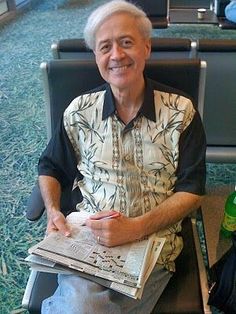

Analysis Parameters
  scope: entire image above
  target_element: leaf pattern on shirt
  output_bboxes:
[161,93,185,112]
[160,144,178,165]
[77,93,101,111]
[149,93,187,145]
[81,144,110,181]
[70,113,104,143]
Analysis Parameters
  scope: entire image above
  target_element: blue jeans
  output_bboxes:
[41,264,172,314]
[225,1,236,23]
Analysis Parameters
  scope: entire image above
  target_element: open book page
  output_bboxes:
[28,211,165,298]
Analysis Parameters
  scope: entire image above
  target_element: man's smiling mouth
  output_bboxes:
[109,64,132,73]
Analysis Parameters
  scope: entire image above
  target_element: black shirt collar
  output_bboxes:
[102,78,156,122]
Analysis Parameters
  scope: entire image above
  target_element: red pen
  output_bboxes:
[82,211,121,225]
[92,212,121,221]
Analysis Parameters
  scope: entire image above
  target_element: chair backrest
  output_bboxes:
[170,0,213,9]
[51,37,195,60]
[196,39,236,163]
[51,39,94,60]
[125,0,170,28]
[150,37,194,59]
[40,58,206,141]
[131,0,169,17]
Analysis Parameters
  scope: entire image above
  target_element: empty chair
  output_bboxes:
[127,0,169,28]
[170,0,213,9]
[196,39,236,162]
[22,58,210,314]
[51,38,94,60]
[150,37,195,59]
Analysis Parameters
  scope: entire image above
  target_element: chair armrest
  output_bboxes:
[26,184,45,221]
[26,182,78,221]
[22,270,58,312]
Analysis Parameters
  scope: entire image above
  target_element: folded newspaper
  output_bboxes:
[27,211,165,299]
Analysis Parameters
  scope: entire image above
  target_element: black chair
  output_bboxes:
[51,38,94,60]
[150,37,196,59]
[127,0,169,28]
[170,0,213,9]
[25,58,206,221]
[51,37,195,60]
[22,59,210,314]
[196,39,236,163]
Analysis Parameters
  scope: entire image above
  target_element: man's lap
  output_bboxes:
[41,264,172,314]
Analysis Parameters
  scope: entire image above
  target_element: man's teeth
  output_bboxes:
[111,65,128,71]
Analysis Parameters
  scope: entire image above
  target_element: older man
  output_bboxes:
[40,1,206,313]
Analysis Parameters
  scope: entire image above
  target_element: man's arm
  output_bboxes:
[86,191,202,247]
[38,118,78,236]
[39,175,71,236]
[138,191,202,237]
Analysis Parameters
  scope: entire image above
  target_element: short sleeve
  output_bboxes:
[38,118,79,188]
[174,110,206,195]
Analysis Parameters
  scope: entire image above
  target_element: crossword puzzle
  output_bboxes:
[87,248,126,272]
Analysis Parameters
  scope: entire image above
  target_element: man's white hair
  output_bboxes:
[83,0,152,50]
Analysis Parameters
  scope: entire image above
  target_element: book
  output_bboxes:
[27,211,165,299]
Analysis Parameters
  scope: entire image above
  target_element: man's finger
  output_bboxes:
[51,213,71,237]
[56,220,71,237]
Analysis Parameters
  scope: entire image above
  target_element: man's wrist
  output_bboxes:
[133,214,150,240]
[47,206,61,217]
[134,210,158,239]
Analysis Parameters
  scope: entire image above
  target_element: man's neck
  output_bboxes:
[111,80,145,124]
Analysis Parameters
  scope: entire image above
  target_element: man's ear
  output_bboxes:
[93,50,98,62]
[145,39,151,60]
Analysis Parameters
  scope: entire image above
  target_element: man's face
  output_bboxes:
[94,13,151,92]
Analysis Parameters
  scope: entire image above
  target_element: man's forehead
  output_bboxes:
[96,26,142,44]
[97,33,135,43]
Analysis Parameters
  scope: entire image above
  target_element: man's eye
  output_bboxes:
[121,39,133,47]
[100,45,110,53]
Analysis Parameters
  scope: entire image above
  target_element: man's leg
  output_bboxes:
[41,264,172,314]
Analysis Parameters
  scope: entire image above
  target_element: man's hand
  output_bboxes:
[46,209,71,237]
[85,211,142,247]
[38,176,71,237]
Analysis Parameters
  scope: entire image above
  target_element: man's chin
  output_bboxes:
[109,80,130,91]
[108,75,134,89]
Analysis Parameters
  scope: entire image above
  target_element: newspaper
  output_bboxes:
[27,211,165,299]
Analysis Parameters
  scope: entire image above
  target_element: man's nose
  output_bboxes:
[111,43,125,59]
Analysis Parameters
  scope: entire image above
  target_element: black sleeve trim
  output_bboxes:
[38,118,79,188]
[174,111,206,195]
